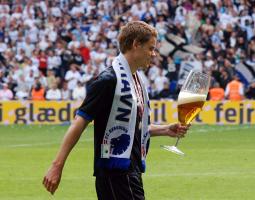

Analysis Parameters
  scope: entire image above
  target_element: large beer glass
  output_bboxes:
[161,70,210,155]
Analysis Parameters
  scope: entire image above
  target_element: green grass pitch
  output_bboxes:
[0,124,255,200]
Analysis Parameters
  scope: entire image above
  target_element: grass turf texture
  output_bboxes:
[0,124,255,200]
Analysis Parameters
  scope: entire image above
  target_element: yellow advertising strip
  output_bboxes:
[0,101,81,125]
[0,100,255,125]
[150,100,255,125]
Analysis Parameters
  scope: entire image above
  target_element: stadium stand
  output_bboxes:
[0,0,255,101]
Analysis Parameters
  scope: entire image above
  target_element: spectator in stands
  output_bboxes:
[245,81,255,99]
[37,71,48,89]
[80,62,95,86]
[59,50,73,79]
[72,48,84,66]
[209,82,225,101]
[79,42,91,64]
[0,83,13,100]
[61,81,71,100]
[72,81,86,101]
[225,76,244,101]
[25,70,36,91]
[15,74,30,100]
[156,79,171,99]
[219,69,231,89]
[90,44,107,73]
[46,83,61,101]
[37,50,48,76]
[46,69,58,90]
[154,68,169,96]
[23,57,39,78]
[65,64,81,91]
[47,50,61,75]
[31,81,45,101]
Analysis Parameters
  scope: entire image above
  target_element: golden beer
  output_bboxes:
[177,91,207,125]
[161,70,210,155]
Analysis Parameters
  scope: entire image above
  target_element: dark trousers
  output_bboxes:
[96,173,145,200]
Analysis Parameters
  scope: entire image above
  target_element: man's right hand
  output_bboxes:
[42,162,63,195]
[42,116,89,195]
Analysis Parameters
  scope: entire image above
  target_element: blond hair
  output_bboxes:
[118,21,158,53]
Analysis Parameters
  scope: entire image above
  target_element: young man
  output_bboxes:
[43,21,189,200]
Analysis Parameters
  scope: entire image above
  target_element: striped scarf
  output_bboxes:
[98,53,150,172]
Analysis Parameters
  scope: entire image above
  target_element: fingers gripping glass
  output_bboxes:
[161,70,210,155]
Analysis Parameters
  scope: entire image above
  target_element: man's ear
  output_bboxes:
[133,39,141,50]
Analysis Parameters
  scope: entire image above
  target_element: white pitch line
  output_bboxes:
[0,177,90,181]
[1,171,254,181]
[3,197,95,200]
[1,138,93,148]
[189,125,254,133]
[144,171,255,177]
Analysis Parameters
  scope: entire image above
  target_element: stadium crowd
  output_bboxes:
[0,0,255,101]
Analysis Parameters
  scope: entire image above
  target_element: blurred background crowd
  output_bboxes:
[0,0,255,101]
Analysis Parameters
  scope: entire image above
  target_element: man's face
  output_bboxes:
[135,37,157,70]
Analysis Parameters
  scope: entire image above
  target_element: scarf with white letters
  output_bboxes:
[97,53,150,172]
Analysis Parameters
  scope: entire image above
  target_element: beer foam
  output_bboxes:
[177,91,207,105]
